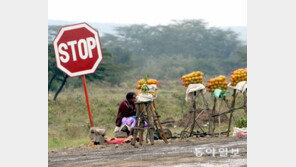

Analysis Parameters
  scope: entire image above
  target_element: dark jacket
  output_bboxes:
[115,100,136,127]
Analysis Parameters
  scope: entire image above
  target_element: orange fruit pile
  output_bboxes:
[206,75,228,92]
[181,71,204,87]
[136,78,159,89]
[229,68,247,86]
[136,78,159,97]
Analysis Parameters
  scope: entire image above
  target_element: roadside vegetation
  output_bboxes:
[48,80,246,149]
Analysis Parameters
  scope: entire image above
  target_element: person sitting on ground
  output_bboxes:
[115,92,136,136]
[114,92,147,137]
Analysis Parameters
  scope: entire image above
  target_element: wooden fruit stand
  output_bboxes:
[180,70,247,138]
[211,89,247,137]
[131,100,168,146]
[180,90,210,138]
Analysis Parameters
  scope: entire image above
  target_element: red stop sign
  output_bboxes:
[53,23,103,77]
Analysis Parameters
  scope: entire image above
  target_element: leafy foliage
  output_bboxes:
[236,118,247,128]
[101,20,247,78]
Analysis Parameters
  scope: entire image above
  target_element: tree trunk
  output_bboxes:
[53,75,68,100]
[48,73,57,91]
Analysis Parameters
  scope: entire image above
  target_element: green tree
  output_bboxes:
[48,44,127,100]
[101,19,247,77]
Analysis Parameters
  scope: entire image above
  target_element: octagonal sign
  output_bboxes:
[53,23,103,77]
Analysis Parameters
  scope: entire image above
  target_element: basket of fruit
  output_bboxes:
[181,71,204,87]
[135,75,159,99]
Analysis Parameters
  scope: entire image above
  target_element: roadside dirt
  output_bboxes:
[48,136,247,167]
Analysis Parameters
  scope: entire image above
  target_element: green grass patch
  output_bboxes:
[48,138,90,150]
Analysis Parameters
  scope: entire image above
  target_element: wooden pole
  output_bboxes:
[227,89,237,137]
[212,105,244,117]
[222,96,237,123]
[131,103,142,146]
[152,101,168,143]
[81,75,93,127]
[200,91,211,135]
[150,104,158,143]
[189,92,196,136]
[194,110,206,133]
[244,90,247,115]
[147,103,155,145]
[212,98,217,137]
[131,104,138,146]
[217,99,223,137]
[139,104,145,146]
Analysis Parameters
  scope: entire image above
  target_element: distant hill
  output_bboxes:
[48,20,247,42]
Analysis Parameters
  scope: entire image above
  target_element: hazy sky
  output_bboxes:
[48,0,247,27]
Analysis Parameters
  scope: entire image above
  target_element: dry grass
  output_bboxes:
[48,80,246,149]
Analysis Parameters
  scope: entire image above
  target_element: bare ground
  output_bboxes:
[48,136,247,167]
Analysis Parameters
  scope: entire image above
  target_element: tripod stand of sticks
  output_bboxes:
[131,100,168,146]
[181,89,247,138]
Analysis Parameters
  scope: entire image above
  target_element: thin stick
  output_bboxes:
[227,89,237,137]
[152,101,168,143]
[131,103,140,146]
[217,98,223,137]
[200,92,211,135]
[147,103,154,145]
[223,96,237,123]
[139,104,145,146]
[212,105,244,117]
[244,90,247,115]
[189,93,197,136]
[212,98,217,137]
